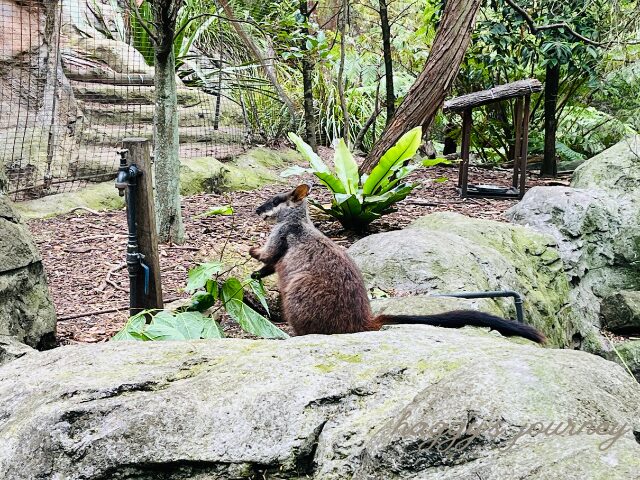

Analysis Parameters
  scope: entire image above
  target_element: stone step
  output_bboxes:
[77,124,245,146]
[77,100,219,128]
[70,81,206,106]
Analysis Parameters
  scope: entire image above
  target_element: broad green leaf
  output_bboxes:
[280,165,312,178]
[288,132,331,173]
[186,262,224,293]
[378,164,421,194]
[314,171,346,194]
[202,318,225,339]
[221,278,244,304]
[206,279,219,300]
[188,291,216,312]
[422,157,451,167]
[335,193,363,217]
[248,278,270,316]
[333,139,359,194]
[225,299,289,339]
[145,311,206,341]
[367,185,417,213]
[197,205,234,217]
[112,311,148,341]
[363,126,422,195]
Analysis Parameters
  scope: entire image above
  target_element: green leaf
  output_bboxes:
[202,318,225,339]
[248,278,270,316]
[363,127,422,195]
[186,262,224,293]
[188,292,216,312]
[288,132,345,193]
[206,279,219,300]
[225,299,289,339]
[197,205,234,217]
[314,171,346,194]
[366,184,417,214]
[335,193,363,217]
[145,311,206,341]
[333,138,359,194]
[112,311,148,341]
[222,277,244,304]
[422,157,451,167]
[288,132,330,173]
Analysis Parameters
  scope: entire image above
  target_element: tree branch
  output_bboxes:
[503,0,601,47]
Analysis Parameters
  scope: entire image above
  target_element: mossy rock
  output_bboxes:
[349,212,578,347]
[16,147,301,219]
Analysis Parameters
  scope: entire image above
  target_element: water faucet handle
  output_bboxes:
[117,149,129,166]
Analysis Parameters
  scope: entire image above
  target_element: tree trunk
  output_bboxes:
[542,63,560,177]
[300,0,318,151]
[379,0,395,124]
[361,0,482,172]
[152,1,185,244]
[337,0,350,145]
[217,0,297,122]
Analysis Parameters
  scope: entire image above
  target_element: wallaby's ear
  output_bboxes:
[291,183,311,202]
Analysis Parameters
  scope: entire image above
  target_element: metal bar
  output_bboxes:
[431,290,525,323]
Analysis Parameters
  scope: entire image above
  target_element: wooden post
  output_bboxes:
[123,138,163,314]
[519,95,531,198]
[512,97,523,189]
[459,108,473,197]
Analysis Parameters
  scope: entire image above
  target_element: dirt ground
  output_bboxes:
[26,153,569,345]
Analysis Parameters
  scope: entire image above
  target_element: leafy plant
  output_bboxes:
[284,126,448,232]
[113,262,288,341]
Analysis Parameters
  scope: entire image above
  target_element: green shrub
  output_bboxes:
[284,127,447,232]
[113,262,288,341]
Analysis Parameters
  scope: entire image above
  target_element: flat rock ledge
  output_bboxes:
[0,326,639,479]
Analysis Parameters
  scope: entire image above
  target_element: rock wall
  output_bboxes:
[0,194,56,348]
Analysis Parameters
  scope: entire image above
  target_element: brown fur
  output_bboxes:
[250,185,546,343]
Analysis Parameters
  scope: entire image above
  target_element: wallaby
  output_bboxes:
[249,184,546,343]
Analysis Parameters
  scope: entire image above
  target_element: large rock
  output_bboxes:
[348,212,578,348]
[600,291,640,333]
[0,195,56,348]
[0,335,36,367]
[507,138,640,346]
[0,329,638,479]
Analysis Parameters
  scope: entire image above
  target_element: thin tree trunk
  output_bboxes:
[542,63,560,177]
[217,0,297,122]
[337,0,350,146]
[152,1,185,245]
[362,0,482,173]
[379,0,395,124]
[300,0,318,152]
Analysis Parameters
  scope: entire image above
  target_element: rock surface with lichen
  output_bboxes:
[0,328,638,479]
[0,195,56,348]
[507,137,640,357]
[349,212,578,348]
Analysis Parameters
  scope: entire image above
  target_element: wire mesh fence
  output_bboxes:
[1,0,290,201]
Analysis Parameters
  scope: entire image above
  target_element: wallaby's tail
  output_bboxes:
[375,310,546,344]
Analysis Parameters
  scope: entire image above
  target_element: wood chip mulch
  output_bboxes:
[26,156,569,345]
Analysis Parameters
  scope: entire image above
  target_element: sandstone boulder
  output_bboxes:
[0,329,638,479]
[348,212,578,348]
[600,291,640,334]
[0,195,56,348]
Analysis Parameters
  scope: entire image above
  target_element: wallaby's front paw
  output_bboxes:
[249,246,262,260]
[250,270,262,280]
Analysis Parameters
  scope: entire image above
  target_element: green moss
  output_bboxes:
[17,147,302,219]
[314,363,337,373]
[333,352,362,363]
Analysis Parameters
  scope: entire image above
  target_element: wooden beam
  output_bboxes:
[444,79,542,113]
[123,138,163,314]
[459,109,473,197]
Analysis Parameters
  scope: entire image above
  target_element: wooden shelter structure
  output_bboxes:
[443,79,543,199]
